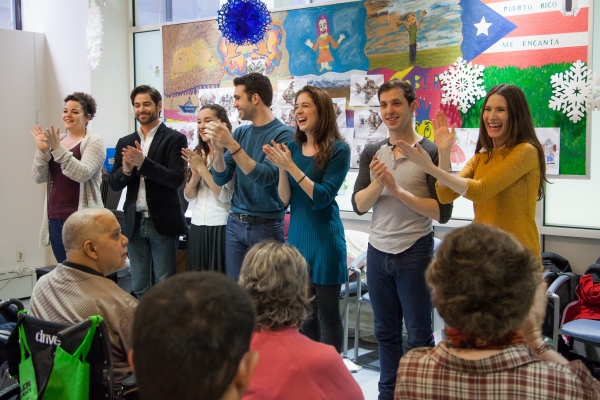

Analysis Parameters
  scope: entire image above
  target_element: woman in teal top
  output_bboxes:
[264,85,350,352]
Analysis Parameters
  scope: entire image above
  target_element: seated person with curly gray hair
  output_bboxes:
[395,223,600,400]
[130,272,259,400]
[239,241,364,400]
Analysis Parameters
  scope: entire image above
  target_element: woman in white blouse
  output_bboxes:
[182,104,234,273]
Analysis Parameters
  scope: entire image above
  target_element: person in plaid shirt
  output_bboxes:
[395,223,600,400]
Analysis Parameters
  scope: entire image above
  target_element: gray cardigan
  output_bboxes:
[32,133,105,246]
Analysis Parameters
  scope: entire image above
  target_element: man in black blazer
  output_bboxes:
[109,85,187,297]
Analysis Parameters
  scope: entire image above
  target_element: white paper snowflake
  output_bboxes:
[548,61,593,123]
[439,57,486,114]
[86,1,104,70]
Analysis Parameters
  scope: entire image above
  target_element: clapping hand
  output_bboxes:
[432,110,456,153]
[182,148,208,177]
[122,141,145,169]
[42,125,61,151]
[30,125,49,153]
[395,140,435,171]
[263,140,294,171]
[370,156,395,188]
[204,121,233,153]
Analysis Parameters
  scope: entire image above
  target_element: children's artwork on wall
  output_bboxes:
[536,127,561,176]
[197,88,218,108]
[276,79,308,107]
[352,138,367,169]
[332,98,347,128]
[350,74,383,106]
[452,128,479,172]
[285,3,369,76]
[340,128,354,145]
[216,87,239,126]
[162,0,592,175]
[165,122,198,149]
[277,107,297,130]
[246,57,268,75]
[354,107,386,139]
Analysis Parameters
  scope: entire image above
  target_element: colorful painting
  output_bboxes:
[162,0,591,175]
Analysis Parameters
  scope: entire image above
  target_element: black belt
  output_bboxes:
[233,213,279,225]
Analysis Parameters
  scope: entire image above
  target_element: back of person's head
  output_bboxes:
[427,223,540,342]
[130,85,162,106]
[239,241,312,330]
[131,272,257,400]
[233,73,274,107]
[377,79,416,104]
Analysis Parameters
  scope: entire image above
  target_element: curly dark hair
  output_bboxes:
[426,223,541,342]
[239,241,313,331]
[63,92,97,125]
[233,73,274,107]
[294,86,343,171]
[377,79,416,105]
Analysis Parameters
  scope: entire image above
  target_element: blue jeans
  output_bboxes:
[128,214,179,298]
[367,233,435,400]
[225,212,284,281]
[49,218,67,263]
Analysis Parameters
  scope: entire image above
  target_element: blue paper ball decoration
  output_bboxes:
[217,0,272,46]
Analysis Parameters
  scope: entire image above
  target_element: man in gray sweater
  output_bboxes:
[352,80,452,400]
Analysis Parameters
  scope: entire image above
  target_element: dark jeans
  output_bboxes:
[49,218,67,263]
[225,212,284,281]
[409,44,417,63]
[367,233,435,400]
[127,214,178,298]
[302,283,344,353]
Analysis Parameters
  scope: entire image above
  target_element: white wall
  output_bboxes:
[22,0,130,148]
[0,0,131,274]
[0,30,50,271]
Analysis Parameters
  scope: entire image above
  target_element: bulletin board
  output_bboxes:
[162,0,594,176]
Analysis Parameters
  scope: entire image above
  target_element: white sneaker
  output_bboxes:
[342,356,362,372]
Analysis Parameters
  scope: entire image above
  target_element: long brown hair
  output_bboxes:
[294,86,343,170]
[476,84,547,200]
[194,104,233,156]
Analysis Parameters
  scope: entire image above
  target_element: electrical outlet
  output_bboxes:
[17,249,24,262]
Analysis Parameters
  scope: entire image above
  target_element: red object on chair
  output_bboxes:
[283,213,291,242]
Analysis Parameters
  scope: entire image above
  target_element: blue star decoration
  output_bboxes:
[461,0,516,61]
[218,0,272,46]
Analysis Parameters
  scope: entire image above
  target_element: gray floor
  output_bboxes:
[348,340,381,400]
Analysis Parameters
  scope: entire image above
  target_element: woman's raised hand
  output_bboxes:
[42,125,62,151]
[263,140,294,171]
[432,110,456,152]
[30,125,49,153]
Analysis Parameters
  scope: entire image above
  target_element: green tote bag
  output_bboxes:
[19,315,103,400]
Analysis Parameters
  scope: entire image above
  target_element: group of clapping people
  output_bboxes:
[29,72,600,399]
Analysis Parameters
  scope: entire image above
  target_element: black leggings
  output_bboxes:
[302,283,343,353]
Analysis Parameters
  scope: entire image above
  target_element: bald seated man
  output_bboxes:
[30,208,138,385]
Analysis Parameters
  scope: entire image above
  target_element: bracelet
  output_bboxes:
[297,174,307,184]
[230,146,242,156]
[122,166,132,176]
[534,337,552,355]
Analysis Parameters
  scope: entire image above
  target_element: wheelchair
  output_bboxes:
[0,299,137,400]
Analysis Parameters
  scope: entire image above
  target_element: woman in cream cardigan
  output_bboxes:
[31,92,105,262]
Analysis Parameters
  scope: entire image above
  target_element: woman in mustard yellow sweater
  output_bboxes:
[397,84,546,256]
